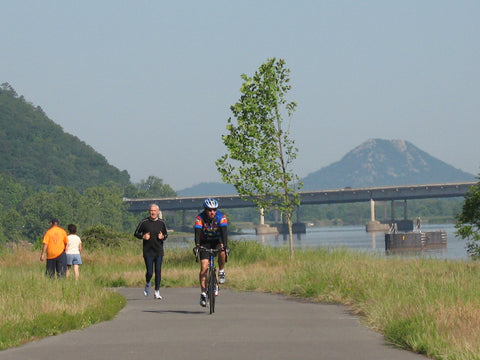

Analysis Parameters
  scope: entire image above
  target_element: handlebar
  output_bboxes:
[193,246,218,260]
[197,246,220,254]
[193,246,228,262]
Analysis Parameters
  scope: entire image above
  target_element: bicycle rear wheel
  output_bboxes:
[208,267,216,314]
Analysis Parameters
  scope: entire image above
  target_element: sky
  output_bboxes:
[2,1,479,190]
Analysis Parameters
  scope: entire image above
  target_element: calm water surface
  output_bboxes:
[169,223,469,260]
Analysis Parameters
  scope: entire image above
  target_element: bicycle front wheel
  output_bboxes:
[208,267,216,314]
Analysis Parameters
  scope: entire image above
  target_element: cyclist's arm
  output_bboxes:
[220,226,227,248]
[194,227,202,247]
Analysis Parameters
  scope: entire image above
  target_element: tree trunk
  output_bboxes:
[287,213,294,260]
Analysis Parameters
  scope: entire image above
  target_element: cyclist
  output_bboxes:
[194,198,228,307]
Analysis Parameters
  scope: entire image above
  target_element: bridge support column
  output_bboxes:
[391,200,395,222]
[390,200,413,231]
[255,207,278,235]
[370,199,375,221]
[366,199,389,233]
[390,200,408,220]
[168,211,176,227]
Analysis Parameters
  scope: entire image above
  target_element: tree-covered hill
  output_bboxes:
[0,83,130,191]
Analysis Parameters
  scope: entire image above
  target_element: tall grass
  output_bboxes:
[0,244,126,350]
[2,240,480,359]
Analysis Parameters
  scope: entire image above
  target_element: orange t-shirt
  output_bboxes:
[42,226,68,259]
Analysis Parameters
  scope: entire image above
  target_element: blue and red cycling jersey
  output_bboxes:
[194,210,227,243]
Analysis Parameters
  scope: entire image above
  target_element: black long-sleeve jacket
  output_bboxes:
[134,217,168,257]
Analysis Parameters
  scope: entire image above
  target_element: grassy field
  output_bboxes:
[1,239,480,359]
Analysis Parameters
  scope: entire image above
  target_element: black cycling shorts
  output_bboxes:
[199,242,223,261]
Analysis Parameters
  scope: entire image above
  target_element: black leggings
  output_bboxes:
[144,255,163,290]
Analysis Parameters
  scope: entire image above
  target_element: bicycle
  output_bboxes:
[195,246,219,314]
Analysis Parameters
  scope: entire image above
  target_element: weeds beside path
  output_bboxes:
[1,240,480,360]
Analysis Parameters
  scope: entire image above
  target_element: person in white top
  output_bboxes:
[66,224,82,281]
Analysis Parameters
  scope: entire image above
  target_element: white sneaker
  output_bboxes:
[200,293,207,307]
[154,290,162,300]
[218,271,226,284]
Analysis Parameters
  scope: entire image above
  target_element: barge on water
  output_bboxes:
[385,218,447,251]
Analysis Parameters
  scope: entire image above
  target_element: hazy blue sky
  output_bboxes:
[2,1,479,190]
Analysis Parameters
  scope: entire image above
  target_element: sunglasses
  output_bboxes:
[206,209,217,212]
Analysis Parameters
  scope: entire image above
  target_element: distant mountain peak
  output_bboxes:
[354,138,407,153]
[176,138,476,196]
[302,138,475,191]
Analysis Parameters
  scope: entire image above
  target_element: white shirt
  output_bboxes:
[66,234,82,254]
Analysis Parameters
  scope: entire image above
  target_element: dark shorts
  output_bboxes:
[199,242,224,261]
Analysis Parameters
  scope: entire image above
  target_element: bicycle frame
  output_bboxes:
[207,252,217,314]
[196,246,219,314]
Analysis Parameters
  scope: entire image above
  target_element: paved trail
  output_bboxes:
[1,287,427,360]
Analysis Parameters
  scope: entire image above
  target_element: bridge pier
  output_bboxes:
[366,199,389,232]
[391,200,408,222]
[366,199,416,232]
[255,207,279,235]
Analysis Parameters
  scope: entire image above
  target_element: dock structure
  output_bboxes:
[384,217,448,251]
[385,231,447,251]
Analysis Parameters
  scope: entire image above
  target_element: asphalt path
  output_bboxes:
[1,287,427,360]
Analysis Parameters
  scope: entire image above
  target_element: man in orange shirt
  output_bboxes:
[40,218,68,277]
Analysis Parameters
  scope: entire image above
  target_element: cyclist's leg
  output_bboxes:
[218,250,226,271]
[199,250,209,307]
[199,258,209,292]
[214,240,226,271]
[199,243,212,292]
[217,241,226,284]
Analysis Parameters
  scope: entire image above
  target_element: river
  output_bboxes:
[169,223,470,260]
[235,223,471,260]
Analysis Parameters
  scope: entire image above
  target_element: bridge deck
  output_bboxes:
[124,182,476,212]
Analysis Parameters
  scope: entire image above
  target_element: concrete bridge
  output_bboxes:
[124,181,476,232]
[124,181,476,211]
